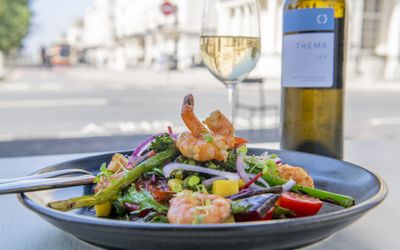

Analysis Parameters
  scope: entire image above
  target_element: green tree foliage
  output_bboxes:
[0,0,31,54]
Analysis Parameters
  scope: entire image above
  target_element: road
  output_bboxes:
[0,66,399,142]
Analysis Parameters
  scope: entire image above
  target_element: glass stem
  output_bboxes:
[227,84,237,125]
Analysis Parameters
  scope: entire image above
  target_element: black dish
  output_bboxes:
[19,148,387,250]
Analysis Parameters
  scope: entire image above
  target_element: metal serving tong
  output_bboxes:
[0,169,95,195]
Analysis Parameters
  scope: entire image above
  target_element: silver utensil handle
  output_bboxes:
[0,169,93,184]
[0,175,95,195]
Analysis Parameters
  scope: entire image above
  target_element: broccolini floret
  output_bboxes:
[148,134,175,153]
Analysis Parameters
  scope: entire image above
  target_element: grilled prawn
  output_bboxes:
[167,190,231,224]
[176,94,244,162]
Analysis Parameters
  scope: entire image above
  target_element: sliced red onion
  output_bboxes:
[163,163,239,180]
[248,173,270,188]
[131,133,164,157]
[133,131,182,157]
[282,179,296,192]
[236,154,251,183]
[202,177,226,187]
[236,154,264,190]
[131,132,179,157]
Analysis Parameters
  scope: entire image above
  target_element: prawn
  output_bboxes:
[176,94,237,162]
[277,164,315,188]
[167,190,231,224]
[94,153,129,193]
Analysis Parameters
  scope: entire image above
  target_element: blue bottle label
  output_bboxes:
[282,8,335,88]
[283,8,335,33]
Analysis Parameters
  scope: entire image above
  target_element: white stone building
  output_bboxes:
[64,0,400,80]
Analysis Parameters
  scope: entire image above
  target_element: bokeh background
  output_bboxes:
[0,0,399,157]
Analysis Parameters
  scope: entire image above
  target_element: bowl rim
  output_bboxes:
[18,148,388,231]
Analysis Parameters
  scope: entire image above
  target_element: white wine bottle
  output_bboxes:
[281,0,347,159]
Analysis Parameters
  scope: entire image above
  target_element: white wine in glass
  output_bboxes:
[200,0,261,123]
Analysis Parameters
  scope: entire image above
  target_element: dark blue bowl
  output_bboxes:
[19,148,387,250]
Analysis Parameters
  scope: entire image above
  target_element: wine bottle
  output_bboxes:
[281,0,347,159]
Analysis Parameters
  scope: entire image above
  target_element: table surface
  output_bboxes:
[0,140,397,250]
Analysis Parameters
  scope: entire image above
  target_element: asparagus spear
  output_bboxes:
[262,173,355,208]
[273,206,296,219]
[48,148,179,211]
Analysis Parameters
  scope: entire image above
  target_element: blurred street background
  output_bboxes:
[0,0,399,157]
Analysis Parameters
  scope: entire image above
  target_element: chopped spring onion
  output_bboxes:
[188,176,201,187]
[203,134,213,143]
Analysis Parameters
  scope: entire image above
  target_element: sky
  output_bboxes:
[23,0,94,56]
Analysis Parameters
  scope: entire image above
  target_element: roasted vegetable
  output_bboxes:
[106,153,129,173]
[273,206,296,219]
[95,201,112,217]
[223,215,236,223]
[113,186,168,215]
[277,192,323,217]
[231,193,280,218]
[262,172,355,208]
[48,148,179,211]
[212,180,239,197]
[228,186,283,200]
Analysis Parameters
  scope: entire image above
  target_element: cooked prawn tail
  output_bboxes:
[234,137,248,147]
[181,94,209,137]
[182,94,194,112]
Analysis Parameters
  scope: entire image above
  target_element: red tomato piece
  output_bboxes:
[277,192,323,217]
[151,190,175,202]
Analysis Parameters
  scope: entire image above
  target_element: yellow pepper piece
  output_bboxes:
[224,214,236,223]
[212,180,239,197]
[168,178,183,192]
[95,201,112,217]
[238,179,246,188]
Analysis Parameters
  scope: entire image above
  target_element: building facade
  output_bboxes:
[64,0,400,80]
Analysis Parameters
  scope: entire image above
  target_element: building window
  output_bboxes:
[259,0,268,10]
[361,0,383,50]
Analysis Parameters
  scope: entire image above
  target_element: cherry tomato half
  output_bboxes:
[277,192,323,217]
[151,190,175,202]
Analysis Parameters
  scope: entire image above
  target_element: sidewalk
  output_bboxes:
[0,129,279,158]
[65,66,400,92]
[2,66,399,92]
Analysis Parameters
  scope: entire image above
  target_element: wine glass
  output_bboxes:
[200,0,261,123]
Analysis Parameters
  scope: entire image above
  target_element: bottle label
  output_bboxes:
[282,8,335,88]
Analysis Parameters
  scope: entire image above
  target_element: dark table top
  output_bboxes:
[0,140,397,249]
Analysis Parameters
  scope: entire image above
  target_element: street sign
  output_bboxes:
[161,1,176,15]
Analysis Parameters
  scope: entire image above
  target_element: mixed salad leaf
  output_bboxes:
[48,95,355,224]
[113,185,168,216]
